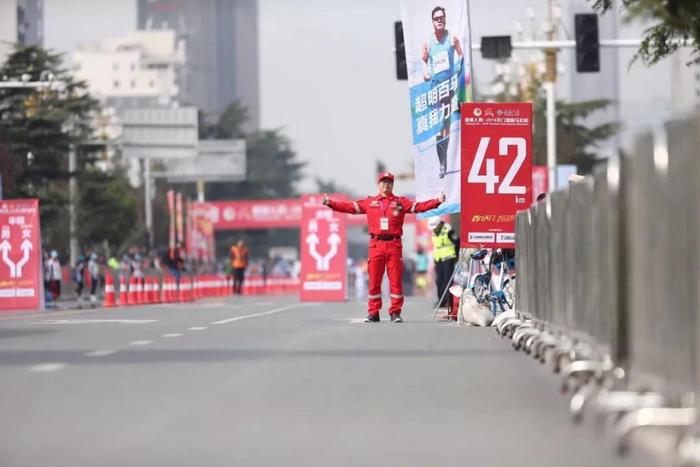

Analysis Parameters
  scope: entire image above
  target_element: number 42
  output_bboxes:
[467,137,526,194]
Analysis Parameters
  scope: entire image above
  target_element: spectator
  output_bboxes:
[46,250,62,305]
[88,252,100,308]
[73,255,86,308]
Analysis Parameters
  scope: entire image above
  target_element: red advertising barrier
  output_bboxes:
[299,194,347,302]
[460,102,533,248]
[0,199,43,311]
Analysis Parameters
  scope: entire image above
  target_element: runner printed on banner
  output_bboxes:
[400,0,473,218]
[0,199,43,311]
[461,102,533,248]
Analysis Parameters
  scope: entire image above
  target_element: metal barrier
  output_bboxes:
[500,113,700,463]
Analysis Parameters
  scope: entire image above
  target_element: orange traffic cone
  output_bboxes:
[103,273,117,308]
[135,278,144,304]
[127,276,137,305]
[118,275,128,307]
[152,277,161,304]
[142,277,152,304]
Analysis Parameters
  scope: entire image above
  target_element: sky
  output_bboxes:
[43,0,695,197]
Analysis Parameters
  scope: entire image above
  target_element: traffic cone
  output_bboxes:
[118,275,128,307]
[135,278,144,304]
[162,277,171,303]
[143,277,153,304]
[103,273,117,308]
[127,276,137,305]
[152,277,161,304]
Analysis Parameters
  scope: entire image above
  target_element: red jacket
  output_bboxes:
[327,194,441,236]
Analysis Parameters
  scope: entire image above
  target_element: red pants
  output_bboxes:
[367,238,403,316]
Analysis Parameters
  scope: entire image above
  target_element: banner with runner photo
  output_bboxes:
[400,0,473,218]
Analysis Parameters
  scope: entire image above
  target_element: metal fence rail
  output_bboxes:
[495,113,700,464]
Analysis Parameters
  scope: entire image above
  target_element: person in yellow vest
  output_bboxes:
[230,239,249,295]
[428,217,458,307]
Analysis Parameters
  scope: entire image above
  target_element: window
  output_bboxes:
[131,80,136,89]
[113,80,120,89]
[149,80,155,88]
[130,63,136,71]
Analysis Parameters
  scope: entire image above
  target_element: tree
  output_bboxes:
[0,45,98,252]
[590,0,700,65]
[78,163,138,252]
[0,45,140,254]
[198,102,307,259]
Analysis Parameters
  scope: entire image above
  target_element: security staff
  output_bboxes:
[230,239,249,295]
[323,172,445,322]
[428,217,458,308]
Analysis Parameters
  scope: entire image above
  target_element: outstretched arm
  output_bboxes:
[403,192,446,213]
[322,194,366,215]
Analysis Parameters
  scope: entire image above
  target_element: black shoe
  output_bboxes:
[363,314,380,323]
[390,313,403,323]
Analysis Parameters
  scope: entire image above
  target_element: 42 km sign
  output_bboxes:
[460,102,532,248]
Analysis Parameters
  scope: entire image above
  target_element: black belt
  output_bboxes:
[370,234,401,241]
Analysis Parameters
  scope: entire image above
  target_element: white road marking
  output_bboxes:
[85,350,117,357]
[349,318,367,324]
[29,363,67,373]
[36,319,158,325]
[211,303,314,325]
[162,333,183,338]
[128,340,154,346]
[188,326,207,331]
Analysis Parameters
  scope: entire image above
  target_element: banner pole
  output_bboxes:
[465,0,475,99]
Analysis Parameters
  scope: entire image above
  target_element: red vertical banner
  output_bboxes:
[0,199,43,311]
[460,102,532,248]
[175,192,184,249]
[532,165,548,203]
[300,194,347,302]
[185,198,193,258]
[167,190,175,254]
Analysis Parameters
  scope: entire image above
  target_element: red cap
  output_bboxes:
[377,172,395,183]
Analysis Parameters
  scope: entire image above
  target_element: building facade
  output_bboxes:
[137,0,259,131]
[72,30,183,108]
[0,0,43,63]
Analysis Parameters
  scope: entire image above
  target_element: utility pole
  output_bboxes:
[69,144,78,267]
[144,158,153,249]
[544,0,558,191]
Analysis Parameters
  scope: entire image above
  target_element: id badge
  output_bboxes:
[380,217,389,231]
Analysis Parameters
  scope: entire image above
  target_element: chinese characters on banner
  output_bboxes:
[400,0,473,218]
[300,195,346,302]
[460,102,532,248]
[0,199,43,311]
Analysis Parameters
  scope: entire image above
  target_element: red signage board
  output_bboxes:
[299,194,346,302]
[0,199,43,311]
[460,102,532,248]
[532,165,548,204]
[192,199,301,230]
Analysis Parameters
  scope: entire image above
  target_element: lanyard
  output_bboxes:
[379,197,392,216]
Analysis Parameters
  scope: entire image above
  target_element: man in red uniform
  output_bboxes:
[322,172,445,323]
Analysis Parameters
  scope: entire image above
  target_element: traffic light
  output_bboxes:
[481,36,512,60]
[394,21,407,80]
[575,13,600,73]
